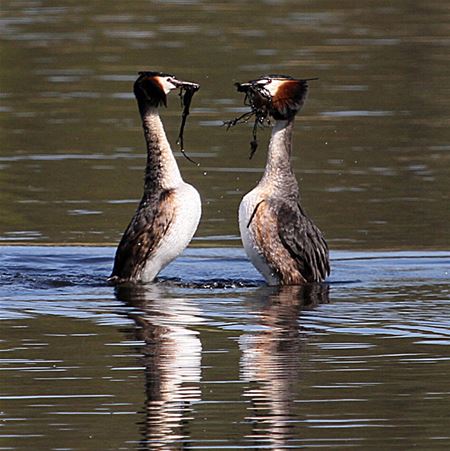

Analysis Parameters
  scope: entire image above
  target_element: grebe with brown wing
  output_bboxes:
[232,75,330,285]
[109,72,201,284]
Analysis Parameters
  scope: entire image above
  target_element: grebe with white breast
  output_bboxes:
[230,75,330,285]
[109,72,201,284]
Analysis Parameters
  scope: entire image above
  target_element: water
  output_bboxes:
[1,246,449,450]
[1,0,449,248]
[1,0,450,449]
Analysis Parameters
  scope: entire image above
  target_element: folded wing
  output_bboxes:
[109,189,175,282]
[277,201,330,282]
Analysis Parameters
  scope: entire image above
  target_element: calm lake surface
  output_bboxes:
[1,0,449,449]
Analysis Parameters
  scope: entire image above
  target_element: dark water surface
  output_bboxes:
[1,0,449,248]
[1,246,450,450]
[1,0,450,450]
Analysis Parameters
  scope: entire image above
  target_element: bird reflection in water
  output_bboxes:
[115,284,203,450]
[239,283,330,449]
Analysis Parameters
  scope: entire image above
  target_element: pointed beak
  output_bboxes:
[169,77,200,92]
[235,82,251,93]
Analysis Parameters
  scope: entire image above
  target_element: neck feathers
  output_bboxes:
[260,118,297,191]
[141,108,183,192]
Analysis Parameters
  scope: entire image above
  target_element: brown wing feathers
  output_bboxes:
[277,201,330,283]
[109,190,176,282]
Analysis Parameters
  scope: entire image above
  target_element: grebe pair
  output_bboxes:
[109,72,330,286]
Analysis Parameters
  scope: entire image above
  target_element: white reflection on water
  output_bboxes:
[240,285,329,449]
[116,284,203,448]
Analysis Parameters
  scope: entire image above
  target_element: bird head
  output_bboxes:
[225,74,317,158]
[133,71,200,164]
[134,71,199,109]
[235,74,315,121]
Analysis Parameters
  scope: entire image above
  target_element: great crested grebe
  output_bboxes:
[232,75,330,286]
[109,71,201,284]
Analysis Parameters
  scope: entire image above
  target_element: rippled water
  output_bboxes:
[1,0,449,248]
[1,247,449,449]
[1,0,450,449]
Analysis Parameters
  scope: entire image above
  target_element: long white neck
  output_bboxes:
[141,108,183,192]
[260,119,297,192]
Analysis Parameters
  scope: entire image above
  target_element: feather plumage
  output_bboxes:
[109,190,175,283]
[236,74,330,286]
